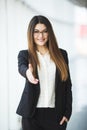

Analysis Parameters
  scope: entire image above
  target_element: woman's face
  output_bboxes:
[33,23,49,47]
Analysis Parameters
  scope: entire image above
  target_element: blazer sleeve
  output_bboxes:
[62,50,72,120]
[18,50,29,78]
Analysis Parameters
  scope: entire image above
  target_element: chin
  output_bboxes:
[38,43,46,46]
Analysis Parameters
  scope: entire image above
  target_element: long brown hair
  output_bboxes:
[27,15,68,81]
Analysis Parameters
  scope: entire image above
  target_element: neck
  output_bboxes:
[36,45,48,55]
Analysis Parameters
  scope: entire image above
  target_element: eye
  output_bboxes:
[34,30,39,33]
[43,30,48,33]
[44,29,48,32]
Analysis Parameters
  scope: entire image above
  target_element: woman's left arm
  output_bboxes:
[60,50,72,125]
[64,51,72,121]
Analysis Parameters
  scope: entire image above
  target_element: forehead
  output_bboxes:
[34,23,47,30]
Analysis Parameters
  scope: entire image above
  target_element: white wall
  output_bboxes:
[0,0,32,130]
[0,0,9,129]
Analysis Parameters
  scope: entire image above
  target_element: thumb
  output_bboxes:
[28,64,33,72]
[60,117,65,125]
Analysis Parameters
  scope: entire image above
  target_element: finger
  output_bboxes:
[29,77,39,84]
[32,78,39,84]
[60,117,65,125]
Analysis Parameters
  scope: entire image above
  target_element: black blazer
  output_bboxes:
[16,49,72,121]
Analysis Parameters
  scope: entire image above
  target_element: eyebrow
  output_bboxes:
[34,28,47,31]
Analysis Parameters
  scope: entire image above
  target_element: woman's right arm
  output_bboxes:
[18,50,39,84]
[18,50,28,78]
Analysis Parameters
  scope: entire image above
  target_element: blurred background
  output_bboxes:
[0,0,87,130]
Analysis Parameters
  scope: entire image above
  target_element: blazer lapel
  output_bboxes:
[55,66,61,89]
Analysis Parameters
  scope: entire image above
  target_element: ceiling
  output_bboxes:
[20,0,87,8]
[19,0,87,24]
[68,0,87,8]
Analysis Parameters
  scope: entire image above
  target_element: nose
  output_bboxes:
[39,32,43,37]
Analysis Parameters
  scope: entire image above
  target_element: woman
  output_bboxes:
[16,15,72,130]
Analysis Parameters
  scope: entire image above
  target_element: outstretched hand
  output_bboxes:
[26,64,39,84]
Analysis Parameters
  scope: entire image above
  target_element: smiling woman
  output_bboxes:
[33,23,49,48]
[16,15,72,130]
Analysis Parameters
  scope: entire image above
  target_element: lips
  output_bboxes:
[38,39,45,42]
[39,40,44,42]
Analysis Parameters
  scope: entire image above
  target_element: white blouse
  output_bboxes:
[36,51,56,108]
